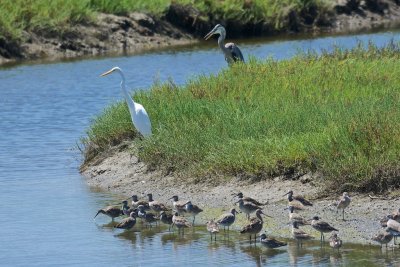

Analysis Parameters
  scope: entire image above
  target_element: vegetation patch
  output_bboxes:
[82,44,400,193]
[0,0,333,42]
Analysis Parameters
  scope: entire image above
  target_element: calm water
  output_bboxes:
[1,30,400,266]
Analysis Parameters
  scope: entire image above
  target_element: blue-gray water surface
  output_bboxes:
[1,30,400,266]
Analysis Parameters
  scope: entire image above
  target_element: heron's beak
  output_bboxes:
[100,69,114,77]
[204,30,215,40]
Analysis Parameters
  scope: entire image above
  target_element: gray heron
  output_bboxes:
[204,24,244,65]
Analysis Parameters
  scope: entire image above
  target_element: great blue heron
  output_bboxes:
[100,67,152,137]
[204,24,244,65]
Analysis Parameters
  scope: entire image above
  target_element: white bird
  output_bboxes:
[100,67,152,137]
[204,24,244,65]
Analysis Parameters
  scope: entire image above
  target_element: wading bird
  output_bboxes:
[233,192,267,206]
[329,232,342,250]
[259,233,287,249]
[216,208,239,233]
[206,219,220,241]
[94,206,123,221]
[204,24,244,65]
[114,212,137,230]
[100,67,152,137]
[240,209,270,244]
[372,232,393,248]
[311,216,338,242]
[292,221,313,247]
[336,192,351,220]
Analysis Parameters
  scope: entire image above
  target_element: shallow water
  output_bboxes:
[1,29,400,266]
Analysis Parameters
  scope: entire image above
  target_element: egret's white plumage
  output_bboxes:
[100,67,152,137]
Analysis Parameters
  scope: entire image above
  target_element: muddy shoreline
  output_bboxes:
[81,143,400,246]
[2,1,400,65]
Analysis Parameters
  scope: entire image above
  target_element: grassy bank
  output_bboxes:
[82,44,400,193]
[0,0,332,41]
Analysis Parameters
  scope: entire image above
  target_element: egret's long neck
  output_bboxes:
[117,70,137,112]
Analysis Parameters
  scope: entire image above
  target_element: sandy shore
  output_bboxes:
[81,142,400,246]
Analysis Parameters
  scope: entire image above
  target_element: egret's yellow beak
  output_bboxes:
[100,69,114,77]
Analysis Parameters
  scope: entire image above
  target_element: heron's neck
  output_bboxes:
[218,32,229,55]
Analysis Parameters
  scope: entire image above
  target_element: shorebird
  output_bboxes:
[288,205,310,226]
[386,215,400,244]
[329,232,342,250]
[94,206,123,221]
[216,208,239,233]
[206,219,220,241]
[185,201,203,224]
[372,232,393,248]
[130,195,150,210]
[259,233,287,249]
[240,209,269,244]
[159,211,173,231]
[137,205,159,228]
[121,201,135,216]
[311,216,338,242]
[336,192,351,220]
[236,199,262,220]
[114,212,137,230]
[172,212,192,235]
[169,195,187,215]
[233,192,267,206]
[147,193,169,213]
[292,221,313,247]
[283,190,313,210]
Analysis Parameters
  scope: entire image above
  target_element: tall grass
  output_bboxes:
[0,0,332,41]
[82,44,400,193]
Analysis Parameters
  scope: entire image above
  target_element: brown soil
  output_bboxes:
[2,0,400,65]
[81,142,400,246]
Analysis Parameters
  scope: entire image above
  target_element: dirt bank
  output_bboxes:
[2,0,400,65]
[0,12,194,65]
[81,142,400,246]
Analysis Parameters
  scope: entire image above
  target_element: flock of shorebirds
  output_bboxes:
[94,190,400,250]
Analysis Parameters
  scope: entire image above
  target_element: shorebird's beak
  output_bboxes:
[100,69,114,77]
[282,192,289,196]
[204,30,215,40]
[261,211,273,218]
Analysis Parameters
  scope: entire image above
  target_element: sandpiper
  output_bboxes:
[147,193,169,213]
[216,208,239,232]
[372,232,393,248]
[336,192,351,220]
[121,201,135,216]
[292,221,313,247]
[329,232,342,250]
[386,215,400,245]
[283,190,312,207]
[233,192,267,206]
[169,195,187,215]
[240,209,269,244]
[236,199,262,220]
[288,205,310,226]
[172,212,192,235]
[114,212,137,230]
[185,201,203,224]
[206,219,219,241]
[259,233,287,249]
[159,211,173,231]
[94,206,123,221]
[137,205,159,228]
[131,195,150,210]
[311,216,338,242]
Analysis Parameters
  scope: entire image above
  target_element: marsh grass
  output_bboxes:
[0,0,332,41]
[82,44,400,193]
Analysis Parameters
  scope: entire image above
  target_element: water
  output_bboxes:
[1,29,400,266]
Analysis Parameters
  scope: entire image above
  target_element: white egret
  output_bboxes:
[204,24,244,65]
[100,67,152,137]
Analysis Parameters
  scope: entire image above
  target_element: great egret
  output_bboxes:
[100,67,152,137]
[204,24,244,65]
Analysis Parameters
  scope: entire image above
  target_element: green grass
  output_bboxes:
[0,0,333,41]
[82,44,400,193]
